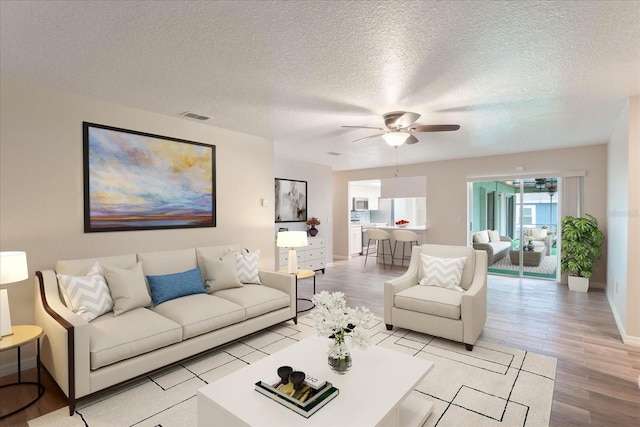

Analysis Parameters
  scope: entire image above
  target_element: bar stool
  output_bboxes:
[364,229,393,269]
[393,229,419,267]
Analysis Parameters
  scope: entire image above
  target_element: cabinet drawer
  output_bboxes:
[305,250,324,261]
[307,239,325,248]
[305,260,325,271]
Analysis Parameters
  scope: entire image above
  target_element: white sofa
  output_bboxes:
[384,244,488,351]
[34,245,296,415]
[472,229,512,265]
[525,228,553,255]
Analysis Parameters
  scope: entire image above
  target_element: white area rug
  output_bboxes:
[489,254,558,276]
[29,318,556,427]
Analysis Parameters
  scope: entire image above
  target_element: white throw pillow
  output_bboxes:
[531,229,547,239]
[488,230,501,242]
[473,230,490,244]
[56,262,114,322]
[418,253,467,292]
[201,252,243,293]
[103,262,151,316]
[236,250,262,285]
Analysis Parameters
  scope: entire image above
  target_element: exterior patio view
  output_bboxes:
[471,179,558,280]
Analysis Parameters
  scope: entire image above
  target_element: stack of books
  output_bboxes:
[255,372,339,418]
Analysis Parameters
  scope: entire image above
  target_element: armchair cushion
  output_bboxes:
[530,228,548,239]
[418,253,466,292]
[395,286,462,320]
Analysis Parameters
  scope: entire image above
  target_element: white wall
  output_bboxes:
[274,158,333,268]
[333,144,608,285]
[607,95,640,345]
[0,78,277,331]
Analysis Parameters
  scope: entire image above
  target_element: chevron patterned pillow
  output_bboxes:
[56,262,114,322]
[236,250,262,285]
[418,253,467,292]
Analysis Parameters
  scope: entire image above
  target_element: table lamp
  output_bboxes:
[276,231,308,274]
[0,251,29,337]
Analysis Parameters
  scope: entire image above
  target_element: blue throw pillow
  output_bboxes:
[147,267,206,306]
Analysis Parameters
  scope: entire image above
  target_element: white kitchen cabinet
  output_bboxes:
[278,238,326,273]
[350,226,362,255]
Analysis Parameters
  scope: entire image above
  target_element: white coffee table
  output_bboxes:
[197,336,433,426]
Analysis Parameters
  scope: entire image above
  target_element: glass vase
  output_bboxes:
[328,353,352,375]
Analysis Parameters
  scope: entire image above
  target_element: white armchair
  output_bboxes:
[384,244,487,351]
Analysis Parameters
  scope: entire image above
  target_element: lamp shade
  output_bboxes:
[382,131,410,147]
[276,231,308,248]
[0,251,29,285]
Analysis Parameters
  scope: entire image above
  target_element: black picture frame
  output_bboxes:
[275,178,307,222]
[83,122,216,232]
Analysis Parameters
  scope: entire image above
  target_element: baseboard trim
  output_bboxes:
[607,292,640,347]
[0,355,36,378]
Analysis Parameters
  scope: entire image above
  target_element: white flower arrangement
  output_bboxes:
[309,291,374,359]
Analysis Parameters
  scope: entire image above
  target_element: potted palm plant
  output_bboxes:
[560,214,604,292]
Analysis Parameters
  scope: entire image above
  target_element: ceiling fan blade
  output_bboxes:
[409,124,460,132]
[405,134,419,144]
[341,125,385,130]
[383,111,421,129]
[352,133,386,143]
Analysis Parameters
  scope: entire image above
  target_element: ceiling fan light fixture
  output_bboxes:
[382,131,410,147]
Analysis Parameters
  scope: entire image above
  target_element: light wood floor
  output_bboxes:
[2,255,639,426]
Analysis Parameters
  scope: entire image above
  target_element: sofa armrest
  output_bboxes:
[461,251,488,345]
[258,269,296,300]
[472,242,494,259]
[35,270,91,413]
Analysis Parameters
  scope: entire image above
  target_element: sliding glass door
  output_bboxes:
[470,178,558,280]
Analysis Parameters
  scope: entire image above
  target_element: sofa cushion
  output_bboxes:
[236,250,262,285]
[473,230,490,244]
[488,230,501,242]
[201,253,243,293]
[103,262,152,316]
[395,285,462,320]
[56,262,113,322]
[418,253,466,292]
[152,293,245,340]
[89,307,182,370]
[214,285,290,319]
[146,267,206,306]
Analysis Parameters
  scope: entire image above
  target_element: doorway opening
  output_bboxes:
[469,178,559,280]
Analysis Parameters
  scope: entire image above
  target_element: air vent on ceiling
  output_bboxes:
[180,111,210,121]
[327,151,342,156]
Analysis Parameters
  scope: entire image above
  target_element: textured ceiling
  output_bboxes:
[1,0,639,171]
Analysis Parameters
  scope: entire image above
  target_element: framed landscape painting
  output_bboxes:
[83,122,216,232]
[275,178,307,222]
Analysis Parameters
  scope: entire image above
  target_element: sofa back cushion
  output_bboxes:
[137,248,197,276]
[56,254,137,276]
[488,230,501,242]
[419,245,476,290]
[530,228,548,239]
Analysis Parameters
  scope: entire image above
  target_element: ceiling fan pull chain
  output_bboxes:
[394,147,399,177]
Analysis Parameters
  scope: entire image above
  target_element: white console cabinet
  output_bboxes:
[278,238,326,273]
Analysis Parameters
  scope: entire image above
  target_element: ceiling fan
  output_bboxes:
[341,111,460,147]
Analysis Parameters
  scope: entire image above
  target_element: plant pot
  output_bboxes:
[308,226,318,237]
[568,275,589,292]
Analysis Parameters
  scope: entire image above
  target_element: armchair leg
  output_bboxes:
[385,324,393,331]
[465,343,473,351]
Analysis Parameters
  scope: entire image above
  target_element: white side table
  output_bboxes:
[279,269,316,313]
[0,325,45,419]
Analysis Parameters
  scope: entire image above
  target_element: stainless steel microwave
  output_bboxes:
[353,197,369,211]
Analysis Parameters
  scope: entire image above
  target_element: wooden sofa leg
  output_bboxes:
[465,344,473,351]
[69,398,76,415]
[385,324,393,331]
[293,317,298,325]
